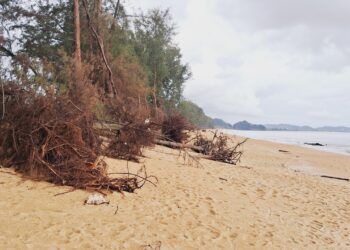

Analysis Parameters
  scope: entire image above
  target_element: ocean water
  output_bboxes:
[225,130,350,156]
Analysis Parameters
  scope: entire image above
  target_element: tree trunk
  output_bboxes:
[74,0,82,68]
[81,0,117,97]
[111,0,121,31]
[155,139,204,152]
[94,0,101,35]
[153,67,158,118]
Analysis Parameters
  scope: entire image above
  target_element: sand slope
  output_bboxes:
[1,135,350,249]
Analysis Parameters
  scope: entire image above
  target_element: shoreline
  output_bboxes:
[1,132,350,249]
[231,133,350,179]
[223,128,350,157]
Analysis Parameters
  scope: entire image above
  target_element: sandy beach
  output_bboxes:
[1,133,350,249]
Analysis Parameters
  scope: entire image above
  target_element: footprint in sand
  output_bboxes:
[256,187,266,199]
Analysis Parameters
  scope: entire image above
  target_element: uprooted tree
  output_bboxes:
[0,0,165,192]
[193,131,247,165]
[0,84,142,192]
[0,1,247,193]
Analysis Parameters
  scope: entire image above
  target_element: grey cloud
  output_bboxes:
[130,0,350,126]
[218,0,350,30]
[217,0,350,70]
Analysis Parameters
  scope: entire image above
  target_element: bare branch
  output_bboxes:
[81,0,117,97]
[0,44,38,76]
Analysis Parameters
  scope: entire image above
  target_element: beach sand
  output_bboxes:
[1,133,350,249]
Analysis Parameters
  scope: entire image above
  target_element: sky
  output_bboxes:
[126,0,350,127]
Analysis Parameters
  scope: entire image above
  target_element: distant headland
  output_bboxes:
[212,119,350,133]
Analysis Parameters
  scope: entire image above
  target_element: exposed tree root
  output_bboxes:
[0,84,153,193]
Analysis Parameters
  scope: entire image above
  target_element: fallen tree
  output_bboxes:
[155,139,204,152]
[161,112,192,143]
[0,84,153,193]
[193,131,247,165]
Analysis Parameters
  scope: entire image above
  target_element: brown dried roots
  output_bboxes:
[161,113,192,143]
[100,98,156,162]
[193,131,247,165]
[103,122,155,162]
[0,84,141,192]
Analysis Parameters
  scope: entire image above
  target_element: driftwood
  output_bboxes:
[320,175,349,182]
[219,177,228,181]
[155,139,204,152]
[305,142,325,147]
[278,149,289,153]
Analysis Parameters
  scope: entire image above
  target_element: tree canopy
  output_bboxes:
[0,0,213,127]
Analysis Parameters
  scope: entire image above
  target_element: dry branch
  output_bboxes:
[0,45,38,75]
[155,139,203,152]
[81,0,117,96]
[161,113,192,143]
[0,84,150,193]
[320,175,349,182]
[193,131,247,165]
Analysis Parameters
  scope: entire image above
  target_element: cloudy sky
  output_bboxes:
[126,0,350,126]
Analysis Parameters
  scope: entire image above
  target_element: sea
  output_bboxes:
[225,130,350,156]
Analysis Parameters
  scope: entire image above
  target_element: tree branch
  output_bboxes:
[81,0,117,97]
[0,45,38,76]
[113,0,120,19]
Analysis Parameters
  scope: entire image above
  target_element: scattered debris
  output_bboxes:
[84,193,110,205]
[239,166,252,170]
[219,177,228,181]
[114,205,119,215]
[155,139,203,152]
[141,241,162,250]
[161,113,192,143]
[193,131,247,165]
[304,142,325,147]
[279,149,290,153]
[320,175,349,182]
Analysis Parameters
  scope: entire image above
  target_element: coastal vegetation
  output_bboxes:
[0,0,245,193]
[0,0,190,192]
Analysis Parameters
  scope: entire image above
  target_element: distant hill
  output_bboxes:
[265,124,314,131]
[212,118,233,129]
[316,126,350,132]
[265,124,350,132]
[233,121,266,131]
[178,104,350,132]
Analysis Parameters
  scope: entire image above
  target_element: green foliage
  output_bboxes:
[0,1,209,123]
[177,100,214,128]
[133,9,191,111]
[0,0,74,63]
[212,118,234,129]
[19,1,74,62]
[0,0,74,89]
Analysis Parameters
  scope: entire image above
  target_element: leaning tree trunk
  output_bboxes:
[82,0,117,97]
[153,67,158,119]
[111,0,121,31]
[74,0,82,69]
